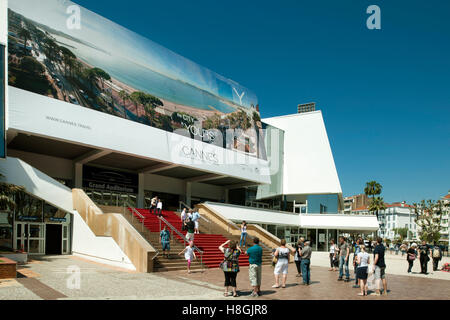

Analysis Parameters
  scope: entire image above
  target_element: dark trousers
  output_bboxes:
[224,271,237,287]
[420,256,428,274]
[433,258,440,271]
[295,260,302,274]
[329,253,334,268]
[408,260,414,273]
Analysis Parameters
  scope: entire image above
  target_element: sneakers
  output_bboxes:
[250,291,258,297]
[344,278,351,282]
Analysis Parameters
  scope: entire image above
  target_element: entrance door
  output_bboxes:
[45,224,62,255]
[15,222,45,255]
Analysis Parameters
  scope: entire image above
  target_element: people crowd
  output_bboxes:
[168,210,447,298]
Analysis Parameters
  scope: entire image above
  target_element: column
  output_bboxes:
[224,188,229,203]
[186,181,192,208]
[137,173,144,208]
[74,163,83,189]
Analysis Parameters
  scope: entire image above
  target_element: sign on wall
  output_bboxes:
[7,0,264,158]
[82,165,138,194]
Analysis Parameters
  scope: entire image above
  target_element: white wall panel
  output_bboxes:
[263,112,342,196]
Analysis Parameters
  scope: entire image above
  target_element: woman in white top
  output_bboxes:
[356,245,370,296]
[329,239,337,271]
[178,241,197,274]
[273,239,294,288]
[181,208,187,229]
[239,221,248,248]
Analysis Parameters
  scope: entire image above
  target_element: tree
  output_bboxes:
[368,196,386,219]
[143,103,156,126]
[393,227,408,241]
[364,181,382,200]
[0,173,25,211]
[83,68,98,92]
[413,199,446,244]
[20,56,45,75]
[60,47,76,77]
[91,67,111,90]
[18,27,31,54]
[118,90,130,119]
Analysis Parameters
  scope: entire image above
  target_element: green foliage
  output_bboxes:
[368,196,386,219]
[364,181,382,199]
[393,227,409,241]
[413,199,447,244]
[20,56,44,75]
[0,173,25,211]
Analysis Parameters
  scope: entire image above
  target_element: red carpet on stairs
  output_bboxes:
[128,208,250,268]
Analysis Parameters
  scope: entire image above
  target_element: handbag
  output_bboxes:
[408,254,415,261]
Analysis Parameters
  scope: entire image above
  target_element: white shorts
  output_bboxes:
[274,262,289,275]
[186,233,194,242]
[194,221,199,229]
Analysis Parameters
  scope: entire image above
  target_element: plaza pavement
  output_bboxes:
[0,253,449,300]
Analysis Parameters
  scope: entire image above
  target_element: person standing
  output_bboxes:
[239,221,248,248]
[338,236,350,282]
[181,208,187,231]
[431,242,442,272]
[356,245,370,296]
[156,199,163,217]
[150,196,157,215]
[192,209,200,234]
[400,243,407,257]
[300,241,312,285]
[407,243,417,273]
[272,239,293,288]
[329,239,337,271]
[294,238,304,276]
[418,240,430,274]
[178,241,196,274]
[219,240,241,297]
[245,237,263,297]
[373,237,388,296]
[160,225,171,258]
[353,238,362,288]
[185,217,195,242]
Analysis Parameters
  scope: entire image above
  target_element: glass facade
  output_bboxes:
[0,44,5,159]
[307,194,339,214]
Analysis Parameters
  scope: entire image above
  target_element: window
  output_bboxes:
[320,204,327,214]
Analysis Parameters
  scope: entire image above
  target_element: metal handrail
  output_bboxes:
[158,215,204,271]
[123,202,145,233]
[122,202,160,261]
[178,201,211,223]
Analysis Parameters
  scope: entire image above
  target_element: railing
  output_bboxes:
[178,201,213,233]
[158,214,204,271]
[122,202,159,261]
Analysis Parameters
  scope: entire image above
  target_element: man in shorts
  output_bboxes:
[185,217,195,242]
[160,225,171,258]
[373,237,388,295]
[192,209,200,234]
[245,237,263,297]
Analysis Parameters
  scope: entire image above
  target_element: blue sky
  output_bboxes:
[71,0,450,204]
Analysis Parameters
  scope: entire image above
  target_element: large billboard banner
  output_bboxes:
[7,0,264,158]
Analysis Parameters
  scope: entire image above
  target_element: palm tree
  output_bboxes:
[368,196,386,219]
[144,103,156,126]
[118,90,130,119]
[364,181,382,201]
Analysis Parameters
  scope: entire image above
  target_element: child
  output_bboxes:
[179,241,197,274]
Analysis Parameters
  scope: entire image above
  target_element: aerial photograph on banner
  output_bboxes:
[7,0,263,157]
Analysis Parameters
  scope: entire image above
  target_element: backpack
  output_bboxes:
[432,248,440,258]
